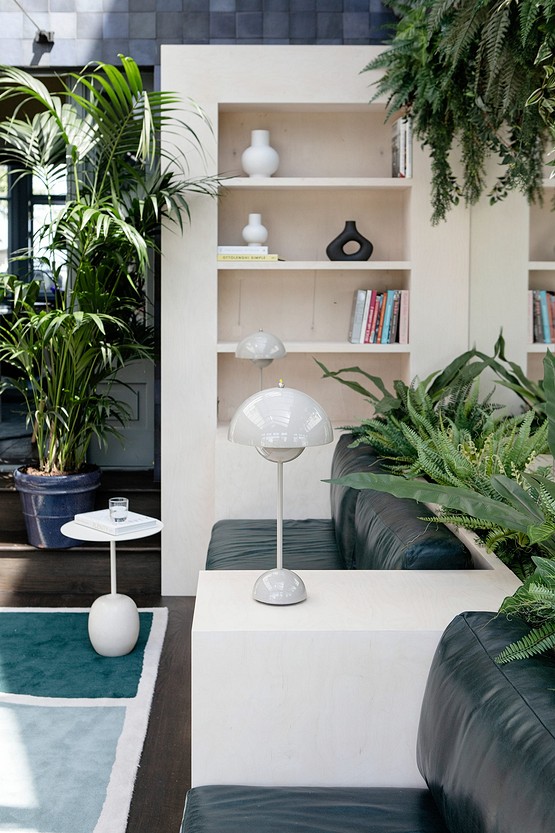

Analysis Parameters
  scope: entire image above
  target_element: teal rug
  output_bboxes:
[0,606,168,833]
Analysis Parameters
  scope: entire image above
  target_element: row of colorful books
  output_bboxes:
[530,289,555,344]
[349,288,409,344]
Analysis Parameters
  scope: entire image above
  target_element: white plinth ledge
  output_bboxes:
[192,567,520,789]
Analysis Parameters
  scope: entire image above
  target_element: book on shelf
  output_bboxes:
[349,289,368,343]
[359,290,373,344]
[380,290,396,344]
[398,289,410,344]
[388,290,401,344]
[73,509,158,535]
[391,116,412,178]
[530,289,555,344]
[376,292,388,343]
[217,245,268,254]
[363,290,379,343]
[368,292,383,343]
[217,253,279,261]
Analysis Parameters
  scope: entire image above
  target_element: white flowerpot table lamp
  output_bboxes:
[235,329,286,389]
[228,381,333,605]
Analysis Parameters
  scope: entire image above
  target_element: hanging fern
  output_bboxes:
[365,0,555,222]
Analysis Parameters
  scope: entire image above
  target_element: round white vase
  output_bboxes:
[241,129,279,178]
[242,213,268,246]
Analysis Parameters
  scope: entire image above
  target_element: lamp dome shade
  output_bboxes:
[235,331,286,362]
[228,385,333,449]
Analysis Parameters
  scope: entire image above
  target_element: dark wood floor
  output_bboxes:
[0,590,194,833]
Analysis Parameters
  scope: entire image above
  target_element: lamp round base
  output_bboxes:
[253,568,307,605]
[88,593,140,656]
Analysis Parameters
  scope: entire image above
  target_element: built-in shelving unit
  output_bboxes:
[216,103,415,422]
[161,45,472,594]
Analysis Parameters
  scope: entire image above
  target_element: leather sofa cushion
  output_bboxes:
[330,433,384,568]
[353,487,472,569]
[181,785,449,833]
[417,611,555,833]
[206,518,344,570]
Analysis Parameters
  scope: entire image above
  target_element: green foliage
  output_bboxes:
[496,557,555,663]
[0,277,152,473]
[0,57,219,473]
[405,410,549,577]
[316,346,503,468]
[365,0,555,223]
[330,352,555,592]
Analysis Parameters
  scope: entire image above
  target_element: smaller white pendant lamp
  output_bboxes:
[235,329,286,388]
[228,381,333,605]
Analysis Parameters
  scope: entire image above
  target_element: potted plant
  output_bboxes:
[0,57,218,547]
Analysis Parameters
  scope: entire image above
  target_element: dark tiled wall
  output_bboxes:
[0,1,395,68]
[183,0,396,45]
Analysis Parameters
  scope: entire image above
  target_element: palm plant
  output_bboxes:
[0,57,218,474]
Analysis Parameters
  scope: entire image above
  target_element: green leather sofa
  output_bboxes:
[206,433,472,571]
[181,610,555,833]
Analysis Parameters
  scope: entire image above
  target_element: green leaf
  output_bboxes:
[495,622,555,664]
[327,472,534,532]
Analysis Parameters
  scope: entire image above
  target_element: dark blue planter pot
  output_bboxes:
[13,466,102,549]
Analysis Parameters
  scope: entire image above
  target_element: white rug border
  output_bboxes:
[96,606,168,833]
[0,606,169,833]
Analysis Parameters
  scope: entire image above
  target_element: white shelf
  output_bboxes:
[217,260,411,271]
[221,177,412,191]
[528,343,554,352]
[529,262,555,271]
[218,341,410,353]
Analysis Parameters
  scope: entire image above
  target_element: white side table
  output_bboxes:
[61,518,163,657]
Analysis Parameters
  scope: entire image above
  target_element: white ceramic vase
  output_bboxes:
[241,129,279,178]
[242,213,268,246]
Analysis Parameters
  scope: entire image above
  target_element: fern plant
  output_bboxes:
[316,346,502,467]
[496,557,555,663]
[331,350,555,648]
[365,0,555,223]
[407,410,550,578]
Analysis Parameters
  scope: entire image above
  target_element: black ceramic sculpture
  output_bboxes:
[326,220,373,261]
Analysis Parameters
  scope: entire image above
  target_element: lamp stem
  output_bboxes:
[276,459,283,570]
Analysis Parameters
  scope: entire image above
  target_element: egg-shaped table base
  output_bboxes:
[88,593,141,657]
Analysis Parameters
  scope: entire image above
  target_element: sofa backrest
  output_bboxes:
[353,487,473,569]
[330,433,472,570]
[329,433,382,568]
[417,611,555,833]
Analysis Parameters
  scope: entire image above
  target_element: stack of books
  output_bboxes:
[217,246,279,262]
[74,509,159,535]
[348,288,409,344]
